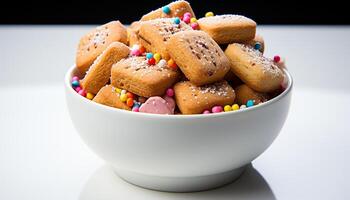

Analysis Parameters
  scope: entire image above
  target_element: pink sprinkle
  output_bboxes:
[78,89,87,97]
[184,12,192,18]
[212,106,223,113]
[273,55,281,63]
[132,107,139,112]
[166,88,174,97]
[72,76,79,82]
[75,86,82,92]
[203,110,211,114]
[191,22,199,30]
[131,49,141,56]
[183,16,191,24]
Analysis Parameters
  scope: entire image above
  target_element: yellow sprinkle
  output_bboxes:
[232,104,239,111]
[115,87,122,94]
[120,94,127,102]
[224,105,232,112]
[190,17,197,23]
[205,12,214,17]
[153,53,161,62]
[86,93,94,100]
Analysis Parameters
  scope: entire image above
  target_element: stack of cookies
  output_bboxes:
[71,0,286,115]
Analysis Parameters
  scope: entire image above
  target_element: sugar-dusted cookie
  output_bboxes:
[225,43,284,92]
[76,21,128,73]
[167,30,231,86]
[127,21,141,46]
[244,34,265,53]
[140,0,195,21]
[93,85,131,110]
[235,84,268,105]
[138,18,191,60]
[111,56,180,97]
[174,81,235,114]
[197,15,256,44]
[80,42,130,95]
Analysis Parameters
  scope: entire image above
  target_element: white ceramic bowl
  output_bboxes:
[65,65,293,192]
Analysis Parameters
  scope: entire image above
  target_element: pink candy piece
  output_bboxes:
[131,49,141,56]
[211,106,223,113]
[75,86,82,92]
[163,95,175,113]
[203,110,211,114]
[166,88,174,97]
[191,22,199,30]
[78,89,87,97]
[183,16,191,24]
[132,107,140,112]
[72,76,79,82]
[139,96,173,114]
[184,12,192,18]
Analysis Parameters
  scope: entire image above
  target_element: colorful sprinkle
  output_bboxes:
[254,42,261,50]
[115,87,122,94]
[127,98,134,107]
[120,93,127,102]
[126,92,134,99]
[72,80,80,87]
[274,55,281,63]
[158,59,167,66]
[240,105,247,109]
[139,46,146,54]
[121,90,127,95]
[191,22,199,30]
[75,86,82,92]
[224,105,232,112]
[203,110,211,114]
[232,104,240,111]
[246,100,254,107]
[131,48,141,56]
[153,53,161,62]
[173,17,181,24]
[183,16,191,24]
[86,93,94,100]
[166,88,174,97]
[148,57,156,65]
[78,89,86,97]
[212,106,223,113]
[184,12,192,18]
[146,52,153,59]
[167,59,178,69]
[190,17,197,23]
[205,12,214,17]
[71,76,79,82]
[162,6,170,14]
[132,107,140,112]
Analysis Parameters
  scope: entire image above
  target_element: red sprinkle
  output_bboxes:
[127,98,134,107]
[273,55,281,63]
[126,92,134,99]
[148,58,156,65]
[139,46,146,54]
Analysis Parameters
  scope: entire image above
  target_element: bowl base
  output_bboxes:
[113,164,248,192]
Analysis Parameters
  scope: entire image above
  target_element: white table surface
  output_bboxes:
[0,25,349,200]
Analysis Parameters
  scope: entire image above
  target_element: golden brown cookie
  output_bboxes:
[111,56,180,97]
[235,84,268,105]
[140,0,195,21]
[243,34,265,53]
[225,43,284,92]
[76,21,128,73]
[80,42,130,95]
[127,21,141,46]
[167,30,231,86]
[197,15,256,44]
[93,85,131,110]
[138,18,191,60]
[174,81,235,114]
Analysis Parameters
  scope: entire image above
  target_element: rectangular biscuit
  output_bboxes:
[167,30,230,86]
[81,42,130,95]
[197,15,256,44]
[225,43,283,92]
[111,56,180,97]
[139,18,191,60]
[174,81,235,114]
[140,0,195,21]
[93,85,131,110]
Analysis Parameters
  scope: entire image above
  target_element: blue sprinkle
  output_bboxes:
[174,17,180,24]
[246,100,254,107]
[146,53,153,59]
[72,80,80,87]
[254,42,261,50]
[162,6,170,14]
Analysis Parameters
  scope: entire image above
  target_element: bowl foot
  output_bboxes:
[113,165,248,192]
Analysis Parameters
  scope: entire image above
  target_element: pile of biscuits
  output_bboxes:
[71,0,287,115]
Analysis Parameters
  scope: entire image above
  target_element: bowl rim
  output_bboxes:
[65,64,293,119]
